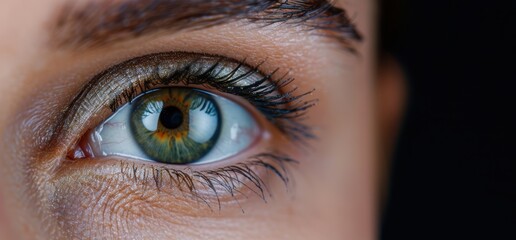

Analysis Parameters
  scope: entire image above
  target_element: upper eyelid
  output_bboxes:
[52,52,314,150]
[57,53,259,135]
[83,52,273,113]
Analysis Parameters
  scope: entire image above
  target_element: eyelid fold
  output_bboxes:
[53,52,316,154]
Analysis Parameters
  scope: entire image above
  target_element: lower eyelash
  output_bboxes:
[118,152,298,211]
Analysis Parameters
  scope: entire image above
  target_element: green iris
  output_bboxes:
[130,88,221,164]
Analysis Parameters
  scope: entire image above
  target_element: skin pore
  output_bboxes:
[0,0,386,239]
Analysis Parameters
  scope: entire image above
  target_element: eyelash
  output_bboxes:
[118,153,298,211]
[107,53,317,142]
[62,52,315,207]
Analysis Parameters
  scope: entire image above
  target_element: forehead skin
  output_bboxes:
[0,0,376,239]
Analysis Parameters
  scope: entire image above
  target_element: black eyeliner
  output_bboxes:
[57,52,316,145]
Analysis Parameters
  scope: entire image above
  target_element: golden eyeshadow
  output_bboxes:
[54,52,315,153]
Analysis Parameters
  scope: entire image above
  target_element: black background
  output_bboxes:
[379,0,516,239]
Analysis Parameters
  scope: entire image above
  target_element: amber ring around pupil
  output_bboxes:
[130,88,222,164]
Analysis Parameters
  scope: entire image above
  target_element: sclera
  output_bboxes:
[87,88,261,165]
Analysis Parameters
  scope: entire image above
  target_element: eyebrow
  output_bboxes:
[52,0,362,50]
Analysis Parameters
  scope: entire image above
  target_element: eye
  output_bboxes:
[79,87,260,165]
[63,52,315,195]
[56,51,317,220]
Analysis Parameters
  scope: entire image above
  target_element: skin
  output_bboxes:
[0,0,403,239]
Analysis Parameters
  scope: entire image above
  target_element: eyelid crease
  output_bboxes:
[52,52,316,153]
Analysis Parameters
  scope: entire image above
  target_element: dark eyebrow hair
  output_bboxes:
[52,0,362,50]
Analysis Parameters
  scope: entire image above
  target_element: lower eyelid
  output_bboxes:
[53,152,297,212]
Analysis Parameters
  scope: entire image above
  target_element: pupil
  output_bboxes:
[159,106,184,129]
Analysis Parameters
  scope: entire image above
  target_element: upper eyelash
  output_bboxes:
[54,52,316,148]
[102,52,317,142]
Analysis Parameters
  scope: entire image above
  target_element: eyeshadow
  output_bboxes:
[53,52,315,153]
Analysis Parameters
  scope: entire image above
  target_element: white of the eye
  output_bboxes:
[188,106,218,143]
[195,96,259,164]
[92,91,259,164]
[90,103,151,160]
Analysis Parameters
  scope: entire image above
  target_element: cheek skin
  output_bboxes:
[50,159,297,239]
[49,126,301,239]
[0,0,376,239]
